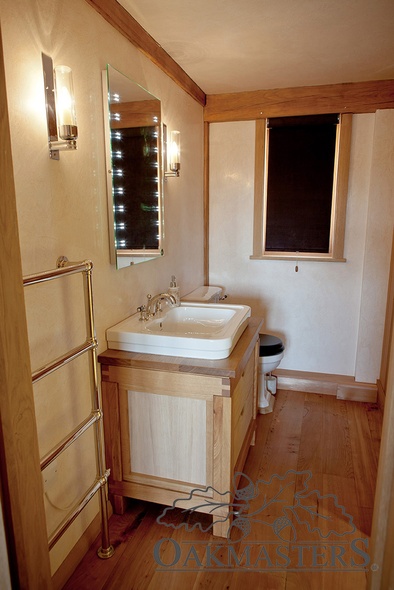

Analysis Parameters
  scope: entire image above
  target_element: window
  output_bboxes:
[251,113,352,261]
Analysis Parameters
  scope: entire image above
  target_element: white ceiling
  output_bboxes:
[118,0,394,95]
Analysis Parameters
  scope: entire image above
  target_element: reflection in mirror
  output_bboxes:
[102,64,164,268]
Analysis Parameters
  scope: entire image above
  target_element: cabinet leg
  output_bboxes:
[212,513,231,538]
[111,494,126,515]
[250,428,256,446]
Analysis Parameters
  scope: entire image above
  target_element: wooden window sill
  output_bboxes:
[250,254,347,262]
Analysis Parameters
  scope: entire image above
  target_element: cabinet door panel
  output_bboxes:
[125,390,207,485]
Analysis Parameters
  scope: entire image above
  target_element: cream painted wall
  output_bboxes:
[355,110,394,383]
[0,0,204,574]
[209,113,394,383]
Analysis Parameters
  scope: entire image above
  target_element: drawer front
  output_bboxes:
[232,353,255,467]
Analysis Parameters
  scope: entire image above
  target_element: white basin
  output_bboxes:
[106,302,251,359]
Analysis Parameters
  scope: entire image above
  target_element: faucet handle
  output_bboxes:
[137,304,147,321]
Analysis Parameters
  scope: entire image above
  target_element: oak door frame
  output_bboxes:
[0,26,52,588]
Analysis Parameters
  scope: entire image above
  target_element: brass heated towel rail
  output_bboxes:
[23,256,114,559]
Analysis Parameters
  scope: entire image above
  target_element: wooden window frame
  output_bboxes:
[251,113,352,262]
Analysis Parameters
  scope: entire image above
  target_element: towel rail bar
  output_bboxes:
[23,258,92,286]
[48,470,110,551]
[32,338,97,384]
[40,410,101,471]
[23,256,114,560]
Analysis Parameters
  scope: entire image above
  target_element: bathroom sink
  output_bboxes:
[106,302,251,359]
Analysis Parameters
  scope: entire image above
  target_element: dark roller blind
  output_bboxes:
[265,115,338,253]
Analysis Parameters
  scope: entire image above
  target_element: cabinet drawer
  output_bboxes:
[232,353,255,466]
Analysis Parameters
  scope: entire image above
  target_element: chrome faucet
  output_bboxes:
[143,292,177,319]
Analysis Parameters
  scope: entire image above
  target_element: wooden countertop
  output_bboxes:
[98,316,263,379]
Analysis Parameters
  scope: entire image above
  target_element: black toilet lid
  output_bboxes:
[259,334,284,356]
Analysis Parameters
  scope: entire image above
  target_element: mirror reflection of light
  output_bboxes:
[112,131,122,140]
[115,204,125,212]
[112,93,120,102]
[114,187,124,195]
[117,222,126,230]
[117,239,126,248]
[112,113,121,121]
[153,116,158,123]
[113,150,123,159]
[114,169,123,177]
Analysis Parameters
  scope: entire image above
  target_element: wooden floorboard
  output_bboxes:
[62,390,382,590]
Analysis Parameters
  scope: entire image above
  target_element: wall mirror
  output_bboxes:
[102,64,164,268]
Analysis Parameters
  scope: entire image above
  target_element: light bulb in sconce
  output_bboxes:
[169,130,180,173]
[54,65,78,140]
[42,53,78,159]
[164,125,180,178]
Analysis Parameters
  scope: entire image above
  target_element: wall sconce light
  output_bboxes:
[164,124,180,177]
[42,53,78,160]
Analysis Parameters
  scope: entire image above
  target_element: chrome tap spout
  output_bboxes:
[146,292,177,317]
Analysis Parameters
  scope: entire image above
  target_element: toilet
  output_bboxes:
[258,334,285,414]
[181,285,224,304]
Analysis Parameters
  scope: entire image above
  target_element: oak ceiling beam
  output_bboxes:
[204,79,394,122]
[85,0,206,106]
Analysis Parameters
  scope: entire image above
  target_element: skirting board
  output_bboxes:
[275,368,377,403]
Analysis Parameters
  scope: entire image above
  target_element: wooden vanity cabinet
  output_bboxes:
[98,317,262,537]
